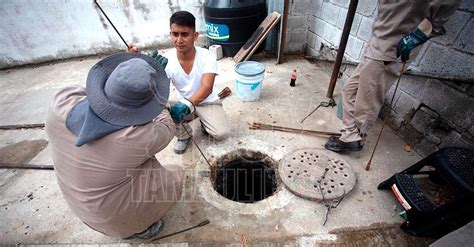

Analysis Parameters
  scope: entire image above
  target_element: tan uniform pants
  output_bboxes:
[176,100,230,141]
[340,57,403,142]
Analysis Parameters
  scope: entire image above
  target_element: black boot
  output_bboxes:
[325,135,363,152]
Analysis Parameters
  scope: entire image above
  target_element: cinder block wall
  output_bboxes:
[304,0,474,79]
[382,75,474,156]
[284,0,312,54]
[306,0,377,61]
[290,0,474,156]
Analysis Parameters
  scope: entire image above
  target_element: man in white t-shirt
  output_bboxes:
[164,11,229,154]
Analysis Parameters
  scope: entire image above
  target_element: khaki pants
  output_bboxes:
[176,100,229,140]
[340,57,403,142]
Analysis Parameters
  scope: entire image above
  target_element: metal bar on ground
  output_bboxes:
[326,0,359,99]
[0,124,45,130]
[299,98,336,124]
[151,220,210,242]
[249,122,340,137]
[0,163,54,170]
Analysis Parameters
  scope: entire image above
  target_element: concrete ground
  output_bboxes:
[0,52,434,245]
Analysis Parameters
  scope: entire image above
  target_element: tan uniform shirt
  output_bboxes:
[366,0,461,61]
[46,86,184,238]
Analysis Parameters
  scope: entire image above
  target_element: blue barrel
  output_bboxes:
[204,0,266,57]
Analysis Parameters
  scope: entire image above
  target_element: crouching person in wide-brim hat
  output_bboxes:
[46,52,184,239]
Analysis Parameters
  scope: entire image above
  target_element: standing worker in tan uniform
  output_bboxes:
[325,0,461,152]
[46,53,183,239]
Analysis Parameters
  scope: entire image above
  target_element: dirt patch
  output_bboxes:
[325,223,435,246]
[0,139,48,164]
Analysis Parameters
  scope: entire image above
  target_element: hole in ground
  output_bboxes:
[213,150,278,203]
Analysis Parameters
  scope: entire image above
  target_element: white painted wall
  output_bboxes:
[0,0,206,69]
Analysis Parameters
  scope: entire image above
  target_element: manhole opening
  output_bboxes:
[212,150,278,203]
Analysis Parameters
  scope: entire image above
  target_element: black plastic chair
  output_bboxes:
[378,147,474,237]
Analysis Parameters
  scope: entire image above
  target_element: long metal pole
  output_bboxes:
[181,123,212,168]
[151,220,210,242]
[277,0,289,64]
[326,0,359,99]
[94,0,129,49]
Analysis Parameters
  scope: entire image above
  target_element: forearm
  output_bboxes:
[418,18,433,36]
[149,109,176,154]
[189,85,213,105]
[154,109,176,137]
[189,73,216,105]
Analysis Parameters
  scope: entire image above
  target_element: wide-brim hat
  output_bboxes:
[86,52,169,126]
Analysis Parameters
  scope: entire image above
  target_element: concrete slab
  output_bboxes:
[0,53,431,245]
[430,220,474,247]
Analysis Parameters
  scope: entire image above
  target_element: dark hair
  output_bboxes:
[170,11,195,30]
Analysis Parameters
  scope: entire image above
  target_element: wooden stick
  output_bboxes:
[217,86,231,99]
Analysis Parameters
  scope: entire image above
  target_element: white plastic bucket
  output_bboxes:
[234,61,265,102]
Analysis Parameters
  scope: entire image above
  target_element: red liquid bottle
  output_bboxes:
[290,69,297,87]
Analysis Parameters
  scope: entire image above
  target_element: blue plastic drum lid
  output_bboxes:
[234,61,265,76]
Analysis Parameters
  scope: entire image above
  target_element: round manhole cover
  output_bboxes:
[279,148,356,201]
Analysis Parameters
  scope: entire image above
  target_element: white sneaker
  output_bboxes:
[173,138,191,154]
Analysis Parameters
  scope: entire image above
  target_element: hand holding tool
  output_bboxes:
[170,99,194,123]
[397,28,429,62]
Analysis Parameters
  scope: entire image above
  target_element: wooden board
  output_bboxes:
[243,14,281,61]
[233,12,281,63]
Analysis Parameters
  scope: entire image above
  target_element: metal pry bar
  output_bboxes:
[94,0,130,49]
